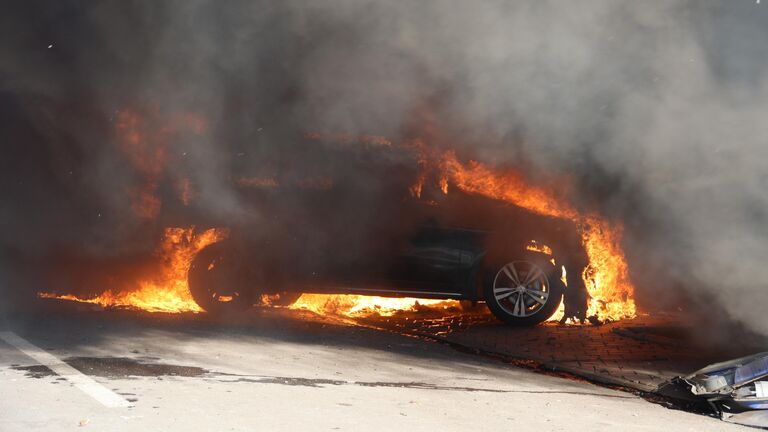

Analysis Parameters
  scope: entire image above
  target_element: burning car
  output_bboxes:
[36,127,635,323]
[187,138,591,325]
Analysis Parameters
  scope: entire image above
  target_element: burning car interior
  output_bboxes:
[3,1,768,431]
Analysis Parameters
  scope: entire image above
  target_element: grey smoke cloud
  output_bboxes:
[2,1,767,333]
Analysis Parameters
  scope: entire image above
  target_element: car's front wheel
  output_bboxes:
[188,241,254,314]
[484,259,564,326]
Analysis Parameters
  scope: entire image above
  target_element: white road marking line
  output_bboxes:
[0,331,131,408]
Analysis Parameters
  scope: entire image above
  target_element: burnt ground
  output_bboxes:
[13,357,208,379]
[0,298,763,431]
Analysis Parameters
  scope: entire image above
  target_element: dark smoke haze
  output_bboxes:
[2,1,767,333]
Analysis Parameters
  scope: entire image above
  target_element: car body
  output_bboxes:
[187,140,590,325]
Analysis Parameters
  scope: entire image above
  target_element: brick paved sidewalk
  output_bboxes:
[354,311,766,393]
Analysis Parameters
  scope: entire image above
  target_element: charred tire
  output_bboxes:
[188,241,254,314]
[483,257,564,326]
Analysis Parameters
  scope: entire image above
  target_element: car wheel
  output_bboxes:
[188,241,254,314]
[484,259,564,326]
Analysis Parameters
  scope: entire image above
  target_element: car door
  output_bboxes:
[390,223,484,292]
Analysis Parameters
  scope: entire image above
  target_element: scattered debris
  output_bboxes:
[658,352,768,427]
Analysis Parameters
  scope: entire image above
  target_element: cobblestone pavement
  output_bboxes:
[351,310,767,393]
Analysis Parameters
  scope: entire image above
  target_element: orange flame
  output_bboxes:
[289,294,460,317]
[115,108,209,216]
[525,240,553,256]
[442,152,635,321]
[39,227,227,313]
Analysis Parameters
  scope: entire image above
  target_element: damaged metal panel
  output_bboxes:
[658,352,768,427]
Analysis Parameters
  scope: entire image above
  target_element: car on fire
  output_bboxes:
[187,139,590,326]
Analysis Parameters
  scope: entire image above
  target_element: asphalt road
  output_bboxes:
[0,307,751,432]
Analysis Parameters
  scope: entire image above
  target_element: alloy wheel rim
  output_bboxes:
[492,261,550,317]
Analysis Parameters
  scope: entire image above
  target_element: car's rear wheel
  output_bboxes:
[484,259,564,326]
[188,242,254,314]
